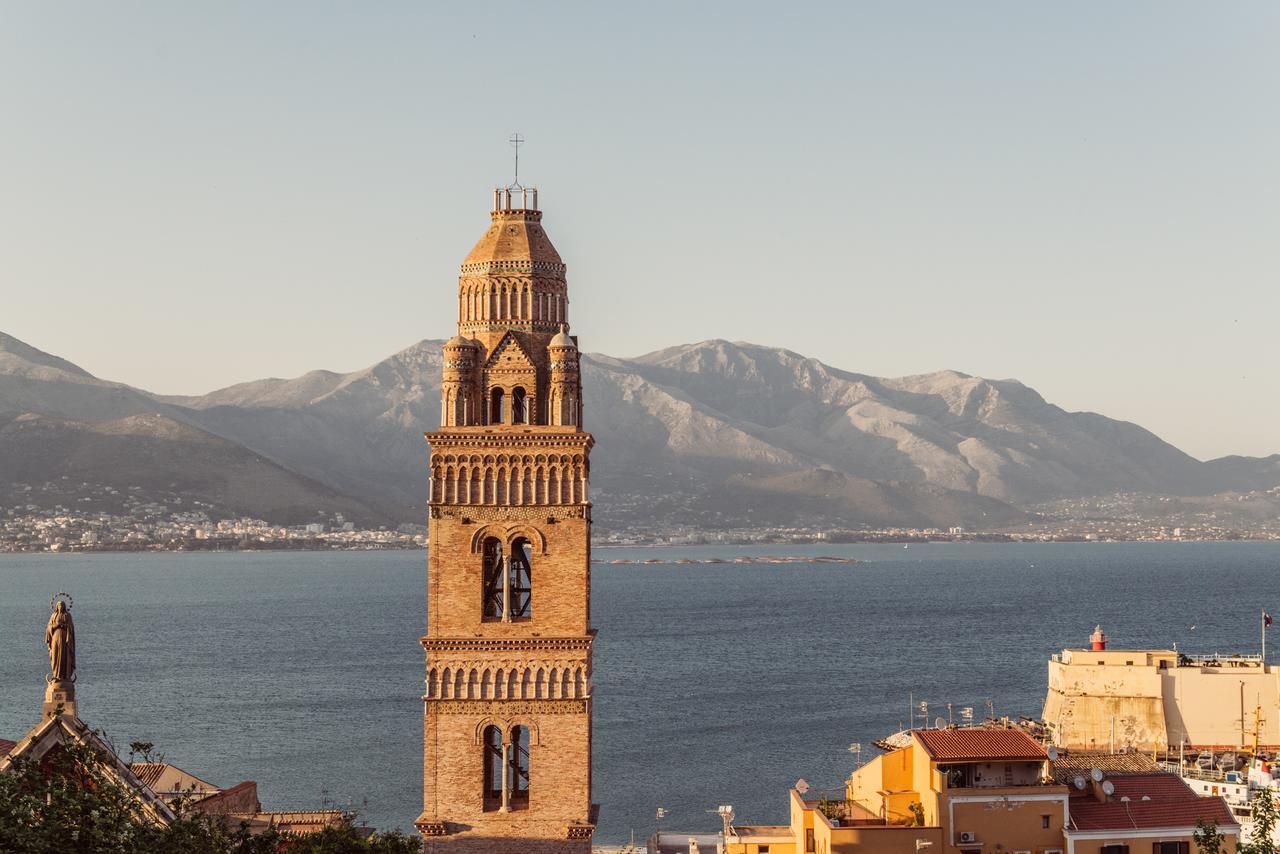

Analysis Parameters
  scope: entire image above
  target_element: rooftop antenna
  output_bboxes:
[710,805,735,839]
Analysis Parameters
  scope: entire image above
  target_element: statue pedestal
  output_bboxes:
[43,680,76,720]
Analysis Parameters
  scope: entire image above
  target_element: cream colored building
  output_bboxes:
[1043,632,1280,750]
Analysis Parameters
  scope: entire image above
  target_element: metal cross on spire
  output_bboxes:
[509,132,525,188]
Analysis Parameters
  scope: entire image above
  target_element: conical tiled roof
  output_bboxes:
[463,210,563,266]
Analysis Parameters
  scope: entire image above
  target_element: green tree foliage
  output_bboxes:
[1244,788,1279,854]
[0,737,421,854]
[816,798,843,822]
[1194,818,1226,854]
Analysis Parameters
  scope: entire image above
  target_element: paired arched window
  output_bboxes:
[509,725,530,805]
[481,536,532,621]
[482,538,504,619]
[481,724,531,812]
[508,538,532,618]
[483,725,504,808]
[511,387,527,424]
[489,387,505,425]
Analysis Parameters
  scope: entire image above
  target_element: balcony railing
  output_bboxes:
[800,790,900,827]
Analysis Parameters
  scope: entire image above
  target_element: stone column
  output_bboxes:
[500,740,512,812]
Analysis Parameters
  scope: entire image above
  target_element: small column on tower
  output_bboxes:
[548,327,580,427]
[440,336,479,427]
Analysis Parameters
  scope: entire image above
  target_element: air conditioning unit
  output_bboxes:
[958,831,977,844]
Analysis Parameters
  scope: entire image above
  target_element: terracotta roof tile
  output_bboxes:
[1051,750,1160,783]
[129,762,168,789]
[1104,773,1198,801]
[1069,796,1236,831]
[914,728,1047,762]
[0,739,16,755]
[1066,772,1238,832]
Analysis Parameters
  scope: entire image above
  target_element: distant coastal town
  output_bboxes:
[4,501,1278,554]
[0,505,427,553]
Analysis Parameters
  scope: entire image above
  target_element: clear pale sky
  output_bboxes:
[2,2,1276,460]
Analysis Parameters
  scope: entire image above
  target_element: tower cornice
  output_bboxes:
[460,260,566,276]
[425,429,593,449]
[422,633,596,653]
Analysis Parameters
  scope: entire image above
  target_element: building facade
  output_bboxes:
[416,186,597,852]
[650,728,1240,853]
[1044,628,1280,751]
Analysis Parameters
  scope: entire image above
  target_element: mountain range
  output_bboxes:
[1,330,1276,532]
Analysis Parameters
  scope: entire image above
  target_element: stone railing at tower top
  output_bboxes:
[493,186,538,211]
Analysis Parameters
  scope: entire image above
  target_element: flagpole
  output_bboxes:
[1263,610,1267,664]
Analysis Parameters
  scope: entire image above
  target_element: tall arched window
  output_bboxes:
[509,725,530,808]
[482,536,532,621]
[482,538,504,619]
[508,537,532,619]
[511,387,527,424]
[489,387,505,425]
[483,725,504,811]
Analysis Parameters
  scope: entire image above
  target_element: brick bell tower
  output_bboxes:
[416,177,597,852]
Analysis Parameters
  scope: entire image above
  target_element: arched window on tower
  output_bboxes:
[508,537,532,619]
[483,725,504,811]
[482,537,504,619]
[511,387,527,424]
[509,725,530,808]
[490,387,505,425]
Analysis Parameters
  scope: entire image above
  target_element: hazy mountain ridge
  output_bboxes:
[0,411,384,525]
[0,331,1275,530]
[0,333,161,426]
[591,341,1210,503]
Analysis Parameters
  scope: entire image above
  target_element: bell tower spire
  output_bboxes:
[418,154,597,852]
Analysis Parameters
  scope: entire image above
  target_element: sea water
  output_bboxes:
[1,542,1278,842]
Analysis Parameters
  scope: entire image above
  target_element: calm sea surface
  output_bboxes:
[3,542,1279,842]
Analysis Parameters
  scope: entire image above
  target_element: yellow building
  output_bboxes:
[1043,627,1280,750]
[839,728,1066,854]
[652,730,1238,854]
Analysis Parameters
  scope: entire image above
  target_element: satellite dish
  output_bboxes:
[935,717,947,729]
[1074,776,1086,790]
[1141,795,1151,801]
[1118,794,1129,802]
[1047,746,1059,761]
[1102,780,1115,796]
[1091,768,1104,782]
